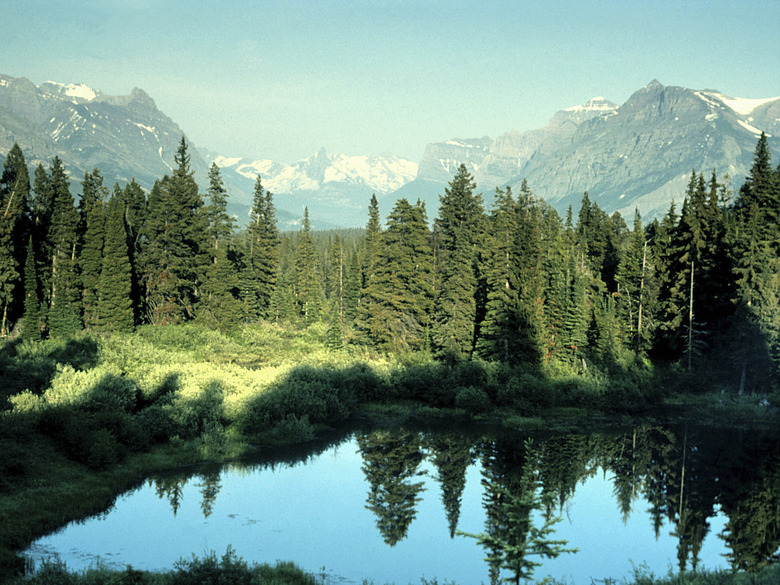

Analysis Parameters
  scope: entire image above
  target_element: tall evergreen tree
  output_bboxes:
[142,137,207,324]
[96,194,134,332]
[292,207,322,325]
[121,180,147,325]
[357,198,433,352]
[78,169,108,329]
[476,187,522,362]
[0,143,29,335]
[21,236,41,340]
[46,157,81,336]
[243,175,279,321]
[204,162,236,259]
[362,194,382,289]
[431,164,485,360]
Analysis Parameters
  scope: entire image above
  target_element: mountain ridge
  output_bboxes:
[1,74,778,228]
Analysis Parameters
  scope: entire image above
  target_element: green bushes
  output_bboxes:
[14,549,318,585]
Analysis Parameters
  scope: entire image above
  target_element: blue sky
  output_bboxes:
[2,0,778,163]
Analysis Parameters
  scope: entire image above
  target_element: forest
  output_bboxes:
[2,133,780,584]
[1,134,779,391]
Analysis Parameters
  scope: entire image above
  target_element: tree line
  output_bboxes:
[1,134,779,386]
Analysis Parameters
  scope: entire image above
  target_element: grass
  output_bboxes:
[1,322,778,583]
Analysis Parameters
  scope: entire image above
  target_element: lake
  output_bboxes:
[24,421,780,584]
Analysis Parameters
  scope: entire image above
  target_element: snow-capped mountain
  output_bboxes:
[209,148,418,227]
[213,148,417,195]
[2,73,778,228]
[400,81,779,220]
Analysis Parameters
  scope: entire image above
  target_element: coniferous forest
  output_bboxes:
[1,134,780,390]
[2,134,780,585]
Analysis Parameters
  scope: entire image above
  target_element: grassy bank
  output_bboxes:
[1,323,777,581]
[9,551,780,585]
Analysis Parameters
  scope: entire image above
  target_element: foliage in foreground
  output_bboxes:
[11,551,780,585]
[14,548,316,585]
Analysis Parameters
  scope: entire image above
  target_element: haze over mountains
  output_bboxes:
[0,73,777,228]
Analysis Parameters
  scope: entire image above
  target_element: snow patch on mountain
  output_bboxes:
[699,91,780,116]
[214,150,418,194]
[43,81,100,102]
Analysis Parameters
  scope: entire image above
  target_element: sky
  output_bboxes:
[1,0,779,164]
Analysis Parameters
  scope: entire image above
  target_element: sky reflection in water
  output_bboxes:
[28,431,732,584]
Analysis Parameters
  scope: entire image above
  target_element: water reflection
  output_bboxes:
[31,422,780,582]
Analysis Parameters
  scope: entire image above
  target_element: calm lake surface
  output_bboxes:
[25,421,780,584]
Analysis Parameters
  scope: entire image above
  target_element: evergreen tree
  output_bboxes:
[204,162,236,259]
[142,137,207,324]
[46,157,81,337]
[95,194,134,332]
[0,143,29,335]
[362,194,382,289]
[343,250,361,324]
[197,243,242,331]
[21,236,41,340]
[615,210,648,352]
[476,187,522,362]
[292,208,322,325]
[431,164,485,360]
[243,175,279,321]
[121,179,147,324]
[357,198,433,352]
[78,169,107,329]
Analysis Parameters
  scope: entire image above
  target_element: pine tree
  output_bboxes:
[430,164,485,360]
[344,250,361,324]
[121,180,147,325]
[357,198,433,352]
[0,143,29,335]
[475,187,522,362]
[21,236,41,340]
[78,169,108,329]
[197,243,242,331]
[46,157,81,337]
[243,175,279,321]
[96,194,134,332]
[362,194,382,289]
[204,163,236,259]
[142,137,207,324]
[293,208,322,325]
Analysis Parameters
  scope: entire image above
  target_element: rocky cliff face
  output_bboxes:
[505,81,780,218]
[0,74,212,189]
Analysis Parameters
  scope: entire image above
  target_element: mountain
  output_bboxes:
[401,81,779,220]
[209,148,418,228]
[2,74,778,229]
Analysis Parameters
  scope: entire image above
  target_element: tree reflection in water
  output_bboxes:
[144,422,780,579]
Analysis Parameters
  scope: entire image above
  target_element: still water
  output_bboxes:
[26,422,780,584]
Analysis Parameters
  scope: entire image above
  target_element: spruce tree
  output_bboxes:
[204,162,236,259]
[362,194,382,289]
[0,143,29,335]
[292,207,322,326]
[344,251,361,324]
[357,198,433,352]
[21,236,41,340]
[475,187,522,362]
[142,137,207,323]
[78,169,107,329]
[46,157,82,337]
[96,194,134,332]
[121,180,147,324]
[430,164,485,361]
[197,243,242,331]
[243,175,279,321]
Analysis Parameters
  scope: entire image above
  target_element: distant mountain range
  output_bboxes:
[1,74,778,228]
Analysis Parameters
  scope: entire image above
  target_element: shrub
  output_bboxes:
[455,386,492,414]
